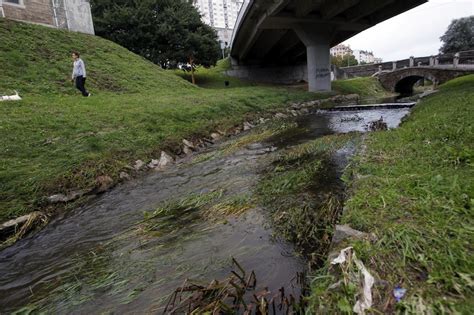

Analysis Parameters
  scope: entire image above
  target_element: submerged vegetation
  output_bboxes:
[308,75,474,313]
[141,189,255,235]
[256,133,360,265]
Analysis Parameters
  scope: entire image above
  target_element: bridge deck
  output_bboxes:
[229,0,427,92]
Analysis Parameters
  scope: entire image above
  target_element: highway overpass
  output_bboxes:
[229,0,427,92]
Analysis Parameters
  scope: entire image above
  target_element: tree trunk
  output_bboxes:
[189,57,196,85]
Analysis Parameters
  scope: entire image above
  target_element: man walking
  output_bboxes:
[71,51,91,97]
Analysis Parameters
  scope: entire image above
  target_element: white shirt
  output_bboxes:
[72,58,87,78]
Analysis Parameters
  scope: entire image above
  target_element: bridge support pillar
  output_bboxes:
[294,27,331,92]
[306,43,331,92]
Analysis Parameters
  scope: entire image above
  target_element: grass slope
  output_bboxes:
[0,18,192,95]
[174,58,253,89]
[332,76,391,97]
[0,19,320,222]
[309,75,474,313]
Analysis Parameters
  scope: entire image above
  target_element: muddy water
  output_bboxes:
[0,105,411,313]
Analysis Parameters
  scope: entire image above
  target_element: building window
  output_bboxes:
[4,0,25,7]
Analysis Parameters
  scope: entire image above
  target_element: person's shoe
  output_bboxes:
[88,93,92,97]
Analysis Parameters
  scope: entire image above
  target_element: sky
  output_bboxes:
[341,0,474,61]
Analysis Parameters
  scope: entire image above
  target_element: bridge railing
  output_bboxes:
[340,50,474,77]
[399,50,474,69]
[458,50,474,65]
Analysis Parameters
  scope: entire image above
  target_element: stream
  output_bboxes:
[0,103,412,313]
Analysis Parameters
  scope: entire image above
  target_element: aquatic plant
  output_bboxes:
[163,258,305,314]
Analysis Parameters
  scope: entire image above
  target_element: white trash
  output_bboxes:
[1,91,22,101]
[331,247,375,314]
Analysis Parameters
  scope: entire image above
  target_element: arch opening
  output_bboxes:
[394,75,425,96]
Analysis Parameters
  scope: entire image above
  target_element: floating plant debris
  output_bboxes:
[163,258,305,314]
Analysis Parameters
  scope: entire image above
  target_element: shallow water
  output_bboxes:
[0,104,412,313]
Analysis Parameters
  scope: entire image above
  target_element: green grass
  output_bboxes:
[173,58,253,89]
[0,84,318,222]
[0,18,389,224]
[308,75,474,313]
[0,19,324,222]
[0,19,191,95]
[332,77,391,97]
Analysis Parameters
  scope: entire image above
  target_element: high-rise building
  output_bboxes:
[193,0,244,45]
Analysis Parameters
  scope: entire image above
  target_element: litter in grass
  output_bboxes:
[330,247,375,314]
[0,91,22,101]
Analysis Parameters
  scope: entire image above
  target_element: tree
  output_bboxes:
[440,16,474,54]
[331,54,358,67]
[90,0,221,84]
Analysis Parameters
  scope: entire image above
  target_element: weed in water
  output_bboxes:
[256,133,359,266]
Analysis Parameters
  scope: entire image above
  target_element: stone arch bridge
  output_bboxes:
[378,67,474,95]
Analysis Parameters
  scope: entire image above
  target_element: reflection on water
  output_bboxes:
[0,105,413,313]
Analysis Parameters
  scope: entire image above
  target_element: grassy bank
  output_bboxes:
[332,76,394,100]
[0,18,389,225]
[309,75,474,313]
[173,58,253,89]
[0,19,317,223]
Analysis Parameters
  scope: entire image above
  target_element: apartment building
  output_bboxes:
[193,0,244,44]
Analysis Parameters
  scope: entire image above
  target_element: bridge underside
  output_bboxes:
[230,0,427,92]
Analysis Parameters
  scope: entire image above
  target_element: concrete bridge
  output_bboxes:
[228,0,427,92]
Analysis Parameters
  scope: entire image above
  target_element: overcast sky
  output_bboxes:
[342,0,474,61]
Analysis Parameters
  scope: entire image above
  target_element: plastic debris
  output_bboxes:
[330,247,375,314]
[331,246,353,265]
[1,90,22,101]
[353,255,375,314]
[393,286,407,302]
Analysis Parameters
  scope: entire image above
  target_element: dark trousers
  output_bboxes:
[75,76,89,97]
